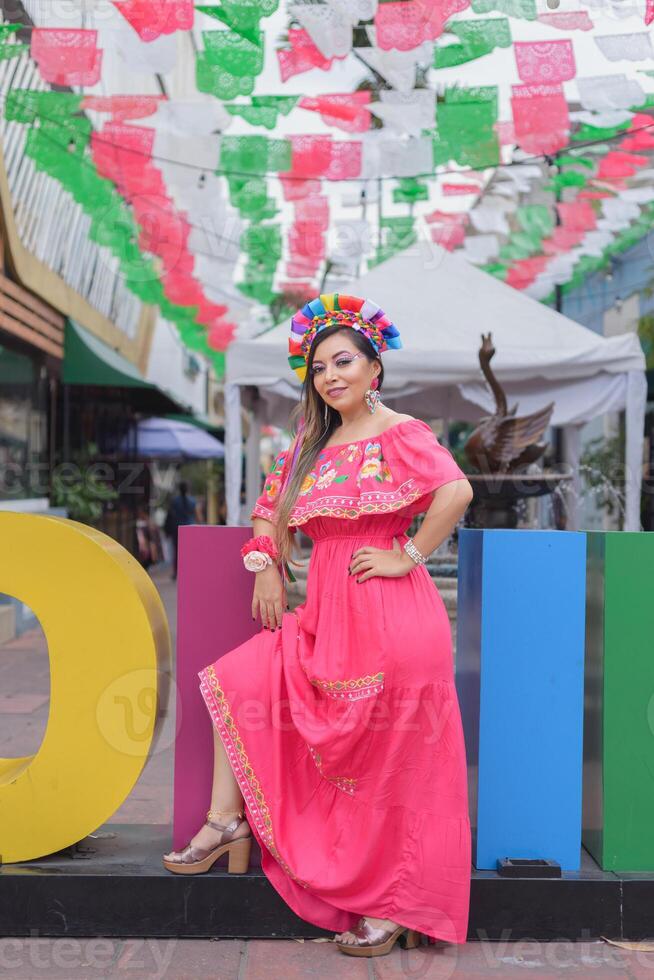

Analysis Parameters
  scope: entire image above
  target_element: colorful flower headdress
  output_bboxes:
[288,292,402,383]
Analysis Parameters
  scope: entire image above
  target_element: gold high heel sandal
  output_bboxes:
[335,917,422,957]
[162,809,252,875]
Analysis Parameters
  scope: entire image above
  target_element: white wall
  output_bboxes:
[145,317,208,416]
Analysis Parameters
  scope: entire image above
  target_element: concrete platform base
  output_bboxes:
[1,824,653,942]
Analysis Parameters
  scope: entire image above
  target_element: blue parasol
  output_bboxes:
[119,417,225,459]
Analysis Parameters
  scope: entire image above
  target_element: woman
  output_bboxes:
[163,293,474,957]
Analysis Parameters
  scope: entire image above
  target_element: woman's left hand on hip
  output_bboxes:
[349,537,415,582]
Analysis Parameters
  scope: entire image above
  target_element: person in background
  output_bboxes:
[164,481,198,580]
[135,506,163,570]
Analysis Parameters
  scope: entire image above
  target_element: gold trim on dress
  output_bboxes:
[309,671,384,701]
[200,664,310,888]
[288,484,429,525]
[251,481,432,527]
[307,744,357,796]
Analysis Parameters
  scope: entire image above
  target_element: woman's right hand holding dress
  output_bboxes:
[252,563,287,631]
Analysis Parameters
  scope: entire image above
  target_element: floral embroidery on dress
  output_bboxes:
[300,458,351,495]
[336,443,365,464]
[299,472,317,496]
[262,452,286,504]
[315,468,339,490]
[307,743,357,797]
[356,442,394,487]
[299,442,394,501]
[250,418,464,526]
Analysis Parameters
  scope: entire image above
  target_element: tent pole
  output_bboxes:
[562,424,583,532]
[245,408,262,522]
[624,369,647,532]
[551,152,565,472]
[225,383,243,526]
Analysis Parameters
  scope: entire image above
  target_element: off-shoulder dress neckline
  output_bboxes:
[319,416,422,453]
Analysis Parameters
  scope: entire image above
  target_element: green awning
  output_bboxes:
[61,318,214,421]
[63,318,156,389]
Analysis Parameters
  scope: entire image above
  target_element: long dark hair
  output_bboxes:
[274,326,384,573]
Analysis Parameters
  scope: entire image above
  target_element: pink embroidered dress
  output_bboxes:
[197,417,472,944]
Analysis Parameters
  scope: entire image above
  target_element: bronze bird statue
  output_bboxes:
[464,333,555,475]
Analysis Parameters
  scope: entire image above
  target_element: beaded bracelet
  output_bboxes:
[403,537,428,566]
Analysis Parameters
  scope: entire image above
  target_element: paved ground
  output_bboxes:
[1,561,651,978]
[0,934,649,978]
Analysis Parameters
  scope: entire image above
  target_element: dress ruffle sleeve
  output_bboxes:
[250,448,289,523]
[382,419,468,512]
[269,418,468,528]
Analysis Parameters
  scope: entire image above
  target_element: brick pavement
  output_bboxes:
[0,562,649,978]
[0,934,646,979]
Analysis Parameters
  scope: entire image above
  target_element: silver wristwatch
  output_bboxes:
[404,537,428,565]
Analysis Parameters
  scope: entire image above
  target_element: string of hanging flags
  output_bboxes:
[0,0,652,378]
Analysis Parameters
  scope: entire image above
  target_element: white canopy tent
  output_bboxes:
[224,244,647,531]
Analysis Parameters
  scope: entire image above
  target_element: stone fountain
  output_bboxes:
[463,333,573,529]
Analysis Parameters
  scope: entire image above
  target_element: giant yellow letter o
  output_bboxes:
[0,514,172,862]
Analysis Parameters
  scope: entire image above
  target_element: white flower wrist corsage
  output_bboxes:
[243,550,274,573]
[241,534,280,573]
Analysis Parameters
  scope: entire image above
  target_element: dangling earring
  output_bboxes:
[364,376,380,414]
[323,402,329,427]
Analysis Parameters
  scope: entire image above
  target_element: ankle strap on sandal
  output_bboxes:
[206,808,244,822]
